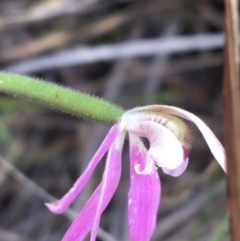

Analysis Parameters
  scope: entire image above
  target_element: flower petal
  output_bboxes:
[122,110,193,150]
[62,132,125,241]
[128,134,160,241]
[62,186,103,241]
[125,120,184,170]
[90,132,125,241]
[45,123,122,214]
[162,158,189,177]
[126,105,226,172]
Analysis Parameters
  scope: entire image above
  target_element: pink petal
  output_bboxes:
[162,158,189,177]
[127,105,226,172]
[62,186,103,241]
[122,109,193,151]
[125,120,184,170]
[90,132,125,241]
[62,132,125,241]
[45,123,122,214]
[128,134,160,241]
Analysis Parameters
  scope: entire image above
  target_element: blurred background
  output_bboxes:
[0,0,228,240]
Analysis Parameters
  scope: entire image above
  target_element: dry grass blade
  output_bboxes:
[0,0,97,30]
[4,33,225,74]
[224,0,240,240]
[0,0,177,63]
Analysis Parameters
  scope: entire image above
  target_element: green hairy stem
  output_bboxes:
[0,72,124,124]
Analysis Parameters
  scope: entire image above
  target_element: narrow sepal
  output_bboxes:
[61,132,125,241]
[45,123,121,214]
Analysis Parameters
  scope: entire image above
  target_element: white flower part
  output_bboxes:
[121,111,153,125]
[134,153,155,175]
[129,134,156,175]
[125,119,184,170]
[124,105,226,172]
[114,129,127,150]
[162,158,189,177]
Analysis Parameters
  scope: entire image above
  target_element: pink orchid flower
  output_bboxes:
[45,105,226,241]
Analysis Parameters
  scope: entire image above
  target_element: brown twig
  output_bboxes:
[224,0,240,240]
